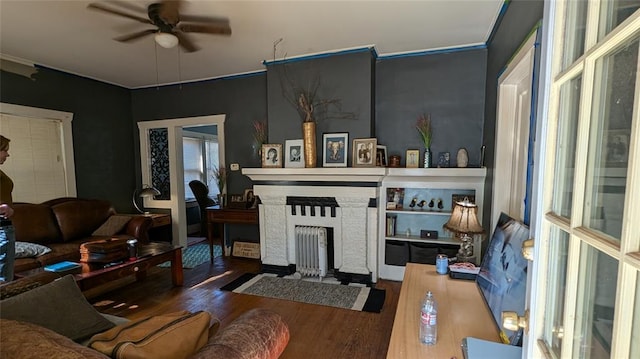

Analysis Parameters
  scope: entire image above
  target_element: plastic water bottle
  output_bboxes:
[420,291,437,345]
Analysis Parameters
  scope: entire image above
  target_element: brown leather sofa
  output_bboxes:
[11,197,153,273]
[0,274,290,359]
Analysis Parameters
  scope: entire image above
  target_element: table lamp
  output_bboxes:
[133,185,161,215]
[443,197,485,263]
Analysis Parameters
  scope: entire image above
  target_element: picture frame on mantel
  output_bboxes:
[352,138,377,167]
[406,149,420,168]
[261,143,283,168]
[284,139,305,168]
[376,145,388,167]
[323,133,348,167]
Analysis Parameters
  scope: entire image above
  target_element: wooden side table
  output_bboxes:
[386,263,501,358]
[206,206,258,261]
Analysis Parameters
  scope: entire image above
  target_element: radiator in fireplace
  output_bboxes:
[295,226,328,280]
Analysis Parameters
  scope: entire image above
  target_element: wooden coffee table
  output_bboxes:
[16,242,183,291]
[73,242,183,291]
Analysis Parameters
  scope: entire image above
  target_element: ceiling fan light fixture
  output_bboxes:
[154,32,179,48]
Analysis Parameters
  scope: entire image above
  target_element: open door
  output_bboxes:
[138,115,225,248]
[524,2,639,358]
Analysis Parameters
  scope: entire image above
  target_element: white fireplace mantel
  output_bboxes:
[242,167,387,183]
[243,167,383,282]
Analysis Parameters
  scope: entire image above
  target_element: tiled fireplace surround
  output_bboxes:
[243,168,385,283]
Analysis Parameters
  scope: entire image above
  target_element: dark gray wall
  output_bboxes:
[130,73,267,241]
[483,0,544,229]
[377,49,487,166]
[2,11,537,241]
[266,50,374,166]
[0,67,135,212]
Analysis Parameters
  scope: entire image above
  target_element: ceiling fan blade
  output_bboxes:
[114,29,157,42]
[179,14,230,24]
[177,23,232,36]
[88,3,152,25]
[174,32,199,53]
[104,0,147,14]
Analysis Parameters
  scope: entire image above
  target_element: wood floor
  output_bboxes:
[90,251,402,359]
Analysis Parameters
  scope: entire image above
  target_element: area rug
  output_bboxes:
[221,273,385,313]
[158,244,222,269]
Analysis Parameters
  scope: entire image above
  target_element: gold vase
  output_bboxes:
[302,121,317,168]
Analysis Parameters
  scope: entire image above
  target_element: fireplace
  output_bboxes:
[242,168,386,283]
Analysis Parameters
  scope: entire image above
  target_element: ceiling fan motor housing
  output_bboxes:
[148,3,175,33]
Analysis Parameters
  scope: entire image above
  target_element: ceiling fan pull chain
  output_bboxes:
[178,47,182,90]
[155,43,160,90]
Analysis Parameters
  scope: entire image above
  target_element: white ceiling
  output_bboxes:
[0,1,504,89]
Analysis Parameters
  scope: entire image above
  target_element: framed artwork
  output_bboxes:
[376,145,388,167]
[352,138,377,167]
[323,133,348,167]
[227,193,247,209]
[437,152,450,168]
[261,143,283,168]
[452,194,476,208]
[285,139,305,168]
[406,149,420,168]
[244,188,259,209]
[605,130,629,167]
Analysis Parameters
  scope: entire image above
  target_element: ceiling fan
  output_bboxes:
[88,0,231,53]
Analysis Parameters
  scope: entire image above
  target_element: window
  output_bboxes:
[182,130,219,199]
[0,104,76,202]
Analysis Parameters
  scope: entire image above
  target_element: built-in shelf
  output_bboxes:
[383,236,459,245]
[386,209,452,216]
[379,167,487,281]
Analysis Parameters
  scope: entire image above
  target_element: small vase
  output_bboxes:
[302,122,317,168]
[457,148,469,168]
[423,148,432,168]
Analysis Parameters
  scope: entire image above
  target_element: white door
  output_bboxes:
[493,29,537,231]
[525,2,640,358]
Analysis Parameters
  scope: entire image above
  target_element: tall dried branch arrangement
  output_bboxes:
[273,46,355,123]
[252,120,268,145]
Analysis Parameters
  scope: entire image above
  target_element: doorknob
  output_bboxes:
[502,309,529,333]
[522,238,534,261]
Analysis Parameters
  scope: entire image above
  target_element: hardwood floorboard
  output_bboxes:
[90,254,401,358]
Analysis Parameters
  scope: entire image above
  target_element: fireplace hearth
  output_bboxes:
[243,168,385,283]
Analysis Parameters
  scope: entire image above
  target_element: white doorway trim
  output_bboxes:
[0,102,77,198]
[492,32,537,231]
[138,115,225,248]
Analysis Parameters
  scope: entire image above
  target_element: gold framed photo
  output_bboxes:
[262,144,283,168]
[406,149,420,168]
[352,138,377,167]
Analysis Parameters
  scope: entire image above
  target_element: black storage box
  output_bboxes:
[438,244,460,259]
[385,240,409,266]
[409,242,439,264]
